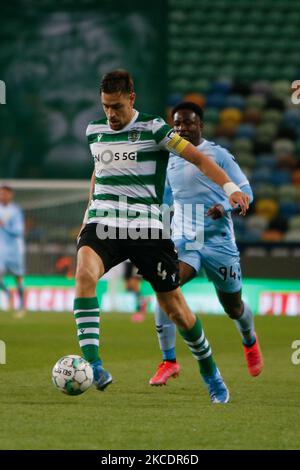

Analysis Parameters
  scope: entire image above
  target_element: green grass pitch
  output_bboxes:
[0,311,300,450]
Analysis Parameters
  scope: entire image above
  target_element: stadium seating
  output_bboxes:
[167,70,300,241]
[168,0,300,242]
[169,0,300,88]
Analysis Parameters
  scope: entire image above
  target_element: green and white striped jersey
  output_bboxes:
[86,110,175,229]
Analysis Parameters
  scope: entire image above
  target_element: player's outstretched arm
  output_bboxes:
[176,140,249,215]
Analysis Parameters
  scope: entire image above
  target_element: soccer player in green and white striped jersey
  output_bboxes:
[74,70,250,403]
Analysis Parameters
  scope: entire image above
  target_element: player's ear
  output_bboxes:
[129,92,136,106]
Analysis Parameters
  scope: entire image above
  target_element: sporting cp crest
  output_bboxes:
[128,129,140,142]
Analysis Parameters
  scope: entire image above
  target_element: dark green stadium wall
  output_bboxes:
[168,0,300,92]
[0,0,167,179]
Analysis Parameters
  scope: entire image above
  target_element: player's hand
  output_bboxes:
[229,191,250,216]
[207,204,225,220]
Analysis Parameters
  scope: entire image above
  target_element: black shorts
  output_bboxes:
[77,223,180,292]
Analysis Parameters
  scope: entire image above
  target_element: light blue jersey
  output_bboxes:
[166,139,253,245]
[0,202,25,276]
[165,139,253,293]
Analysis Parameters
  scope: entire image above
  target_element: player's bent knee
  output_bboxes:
[167,309,184,324]
[167,309,194,329]
[160,303,192,329]
[75,267,98,292]
[226,302,244,319]
[156,291,179,315]
[156,289,193,329]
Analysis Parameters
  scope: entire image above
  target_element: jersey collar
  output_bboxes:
[197,138,207,149]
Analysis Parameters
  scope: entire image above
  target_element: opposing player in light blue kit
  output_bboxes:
[0,185,26,317]
[149,102,263,386]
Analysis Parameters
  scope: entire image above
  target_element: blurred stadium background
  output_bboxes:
[1,0,300,315]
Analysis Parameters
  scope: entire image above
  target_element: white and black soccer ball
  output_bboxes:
[52,355,93,396]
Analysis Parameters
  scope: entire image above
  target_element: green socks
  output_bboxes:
[74,297,100,363]
[179,317,216,377]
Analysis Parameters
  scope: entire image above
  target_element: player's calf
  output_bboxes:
[156,288,195,330]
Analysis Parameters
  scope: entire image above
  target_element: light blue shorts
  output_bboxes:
[174,238,242,294]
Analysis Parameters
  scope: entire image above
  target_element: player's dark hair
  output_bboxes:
[100,70,134,94]
[0,185,13,192]
[172,102,204,121]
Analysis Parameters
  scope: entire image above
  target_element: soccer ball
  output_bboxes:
[52,355,94,395]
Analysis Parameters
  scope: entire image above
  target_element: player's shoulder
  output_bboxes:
[201,139,227,154]
[136,113,170,143]
[86,117,107,136]
[137,112,165,123]
[202,139,236,162]
[11,202,23,213]
[136,112,167,131]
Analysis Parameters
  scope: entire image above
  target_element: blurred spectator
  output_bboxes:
[55,255,74,278]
